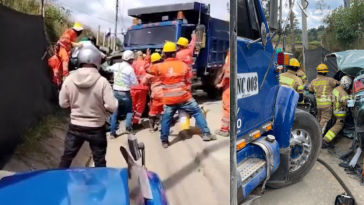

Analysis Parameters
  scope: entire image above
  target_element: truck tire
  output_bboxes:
[267,109,321,189]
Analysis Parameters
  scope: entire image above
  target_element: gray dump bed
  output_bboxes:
[128,2,208,17]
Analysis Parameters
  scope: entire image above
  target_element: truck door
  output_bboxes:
[237,0,279,139]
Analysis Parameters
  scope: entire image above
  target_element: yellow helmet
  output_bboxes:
[72,22,84,31]
[151,53,162,63]
[289,58,300,67]
[176,37,189,47]
[163,41,177,53]
[317,63,329,73]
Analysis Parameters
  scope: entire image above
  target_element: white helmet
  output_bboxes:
[122,50,135,61]
[341,76,352,90]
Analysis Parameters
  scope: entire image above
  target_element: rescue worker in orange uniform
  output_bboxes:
[176,32,196,85]
[142,53,164,133]
[309,63,340,133]
[49,22,84,87]
[131,51,149,129]
[150,42,216,148]
[215,50,230,137]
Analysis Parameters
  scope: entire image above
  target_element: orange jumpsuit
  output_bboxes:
[219,52,230,132]
[131,59,149,124]
[143,69,164,116]
[48,29,77,85]
[176,36,196,88]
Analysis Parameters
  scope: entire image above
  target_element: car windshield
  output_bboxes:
[124,26,176,47]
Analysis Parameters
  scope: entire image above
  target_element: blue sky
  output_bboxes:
[282,0,344,29]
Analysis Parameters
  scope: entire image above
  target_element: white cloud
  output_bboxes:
[56,0,229,40]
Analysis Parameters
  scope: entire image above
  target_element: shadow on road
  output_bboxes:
[161,139,229,190]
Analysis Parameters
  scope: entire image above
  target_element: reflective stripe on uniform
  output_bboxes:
[324,130,336,141]
[301,75,307,79]
[164,90,188,97]
[332,88,340,111]
[162,82,186,89]
[314,80,332,105]
[333,111,347,117]
[279,76,294,87]
[297,85,303,90]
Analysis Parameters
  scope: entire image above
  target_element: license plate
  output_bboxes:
[237,72,259,99]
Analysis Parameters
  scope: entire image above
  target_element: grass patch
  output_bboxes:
[16,111,68,156]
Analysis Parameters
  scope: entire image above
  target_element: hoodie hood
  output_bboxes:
[69,68,101,88]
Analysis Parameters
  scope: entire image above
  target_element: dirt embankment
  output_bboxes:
[1,118,92,174]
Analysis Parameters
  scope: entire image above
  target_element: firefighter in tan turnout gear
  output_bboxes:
[309,63,340,133]
[322,76,352,149]
[279,58,304,102]
[297,68,308,85]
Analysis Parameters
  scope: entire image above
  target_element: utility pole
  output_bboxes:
[114,0,119,51]
[301,0,308,72]
[289,0,296,55]
[97,25,100,46]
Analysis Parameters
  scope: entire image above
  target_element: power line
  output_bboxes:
[57,2,114,23]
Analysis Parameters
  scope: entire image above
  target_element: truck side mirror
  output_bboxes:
[261,22,267,47]
[269,0,279,32]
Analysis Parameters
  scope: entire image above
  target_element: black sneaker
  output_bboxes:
[162,141,169,148]
[322,141,334,149]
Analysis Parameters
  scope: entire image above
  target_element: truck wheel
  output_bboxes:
[267,109,321,188]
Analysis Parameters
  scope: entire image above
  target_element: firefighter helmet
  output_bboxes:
[317,63,329,73]
[289,58,300,67]
[163,41,177,53]
[176,37,189,47]
[151,53,162,63]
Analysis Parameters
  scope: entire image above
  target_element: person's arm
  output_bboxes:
[184,64,192,90]
[59,80,70,108]
[103,80,118,112]
[103,63,117,73]
[188,33,197,54]
[129,66,139,86]
[149,64,158,76]
[308,82,314,93]
[330,78,340,88]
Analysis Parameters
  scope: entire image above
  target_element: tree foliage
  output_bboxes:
[321,0,364,50]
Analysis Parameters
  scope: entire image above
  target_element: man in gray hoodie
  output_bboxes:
[58,47,118,168]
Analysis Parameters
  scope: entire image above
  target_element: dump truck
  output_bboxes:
[125,2,229,98]
[237,0,321,204]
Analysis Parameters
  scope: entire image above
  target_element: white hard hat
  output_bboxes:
[341,75,352,90]
[122,50,134,61]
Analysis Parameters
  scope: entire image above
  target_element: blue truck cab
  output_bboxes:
[236,0,321,203]
[125,2,229,97]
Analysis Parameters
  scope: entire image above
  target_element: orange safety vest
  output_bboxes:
[153,58,192,105]
[58,29,77,52]
[131,59,149,90]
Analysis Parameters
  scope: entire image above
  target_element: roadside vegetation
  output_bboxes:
[321,0,364,51]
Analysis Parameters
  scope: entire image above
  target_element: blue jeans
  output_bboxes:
[110,90,133,134]
[160,98,211,142]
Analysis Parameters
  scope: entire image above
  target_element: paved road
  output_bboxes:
[253,147,364,205]
[97,99,230,205]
